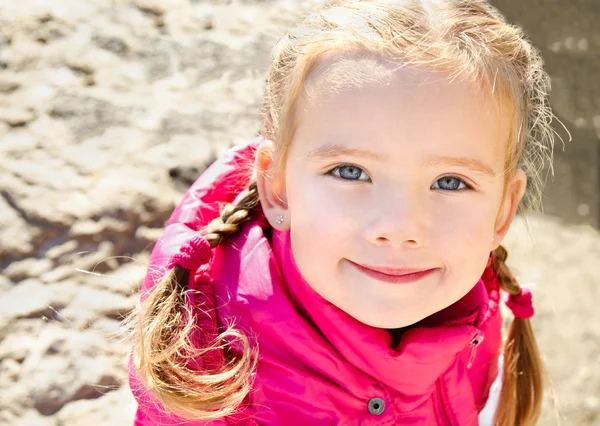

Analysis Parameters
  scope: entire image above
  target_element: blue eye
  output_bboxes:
[329,164,371,182]
[432,176,472,191]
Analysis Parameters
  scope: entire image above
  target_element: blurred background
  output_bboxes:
[0,0,598,425]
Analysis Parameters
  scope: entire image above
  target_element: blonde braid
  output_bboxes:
[491,244,544,426]
[203,182,260,249]
[128,181,261,421]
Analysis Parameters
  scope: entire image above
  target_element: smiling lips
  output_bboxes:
[348,260,438,284]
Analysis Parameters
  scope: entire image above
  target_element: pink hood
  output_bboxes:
[129,137,503,425]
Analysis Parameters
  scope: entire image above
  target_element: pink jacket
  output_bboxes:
[129,137,503,425]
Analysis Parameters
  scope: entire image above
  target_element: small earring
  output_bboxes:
[275,215,284,225]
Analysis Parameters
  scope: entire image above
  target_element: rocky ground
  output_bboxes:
[0,1,598,425]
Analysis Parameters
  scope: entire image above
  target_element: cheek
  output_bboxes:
[431,200,497,285]
[432,198,497,245]
[286,174,362,280]
[287,174,361,239]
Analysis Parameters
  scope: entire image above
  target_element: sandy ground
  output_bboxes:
[0,1,598,425]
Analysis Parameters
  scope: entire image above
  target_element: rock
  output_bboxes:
[64,42,122,78]
[0,326,39,414]
[0,174,44,260]
[0,279,76,323]
[48,280,80,311]
[82,169,173,230]
[45,66,81,87]
[584,396,600,412]
[133,0,167,17]
[89,317,129,337]
[55,386,136,426]
[10,84,58,111]
[135,226,163,247]
[137,191,178,224]
[69,219,128,238]
[62,126,149,173]
[0,129,37,154]
[0,275,11,292]
[133,0,189,17]
[29,355,122,416]
[95,61,148,89]
[0,171,77,230]
[30,15,70,44]
[138,38,175,81]
[0,382,31,425]
[91,34,130,57]
[0,358,21,383]
[88,259,148,296]
[3,151,81,190]
[0,334,38,363]
[176,39,230,80]
[55,307,97,331]
[4,257,53,281]
[65,240,118,273]
[45,240,78,261]
[0,121,8,139]
[37,191,96,228]
[4,39,44,72]
[48,94,130,141]
[45,0,108,23]
[0,78,21,93]
[20,327,122,416]
[28,115,74,149]
[5,409,57,426]
[0,318,45,343]
[0,107,37,127]
[39,265,76,284]
[0,279,55,319]
[67,287,136,321]
[146,134,215,169]
[197,12,215,31]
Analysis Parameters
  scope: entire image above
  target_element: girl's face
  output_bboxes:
[257,58,526,328]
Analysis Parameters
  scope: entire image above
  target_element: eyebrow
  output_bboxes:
[306,143,497,177]
[423,155,497,178]
[306,144,383,161]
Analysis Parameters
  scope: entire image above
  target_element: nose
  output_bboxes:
[364,189,426,248]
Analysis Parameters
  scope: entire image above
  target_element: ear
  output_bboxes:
[492,168,527,251]
[255,139,290,230]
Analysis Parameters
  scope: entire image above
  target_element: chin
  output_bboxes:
[350,307,428,329]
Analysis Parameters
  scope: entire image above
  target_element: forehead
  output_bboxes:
[294,55,510,168]
[302,53,503,111]
[303,54,400,100]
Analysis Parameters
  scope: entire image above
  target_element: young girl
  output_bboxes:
[128,1,557,424]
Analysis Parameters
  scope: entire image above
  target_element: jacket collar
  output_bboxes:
[271,228,495,396]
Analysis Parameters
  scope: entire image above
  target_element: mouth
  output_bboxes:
[348,260,438,284]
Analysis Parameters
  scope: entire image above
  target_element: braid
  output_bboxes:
[128,181,261,422]
[491,244,544,426]
[490,244,520,296]
[203,182,260,248]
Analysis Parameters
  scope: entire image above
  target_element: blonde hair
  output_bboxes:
[128,1,559,424]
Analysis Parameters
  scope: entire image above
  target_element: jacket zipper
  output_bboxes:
[467,330,485,369]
